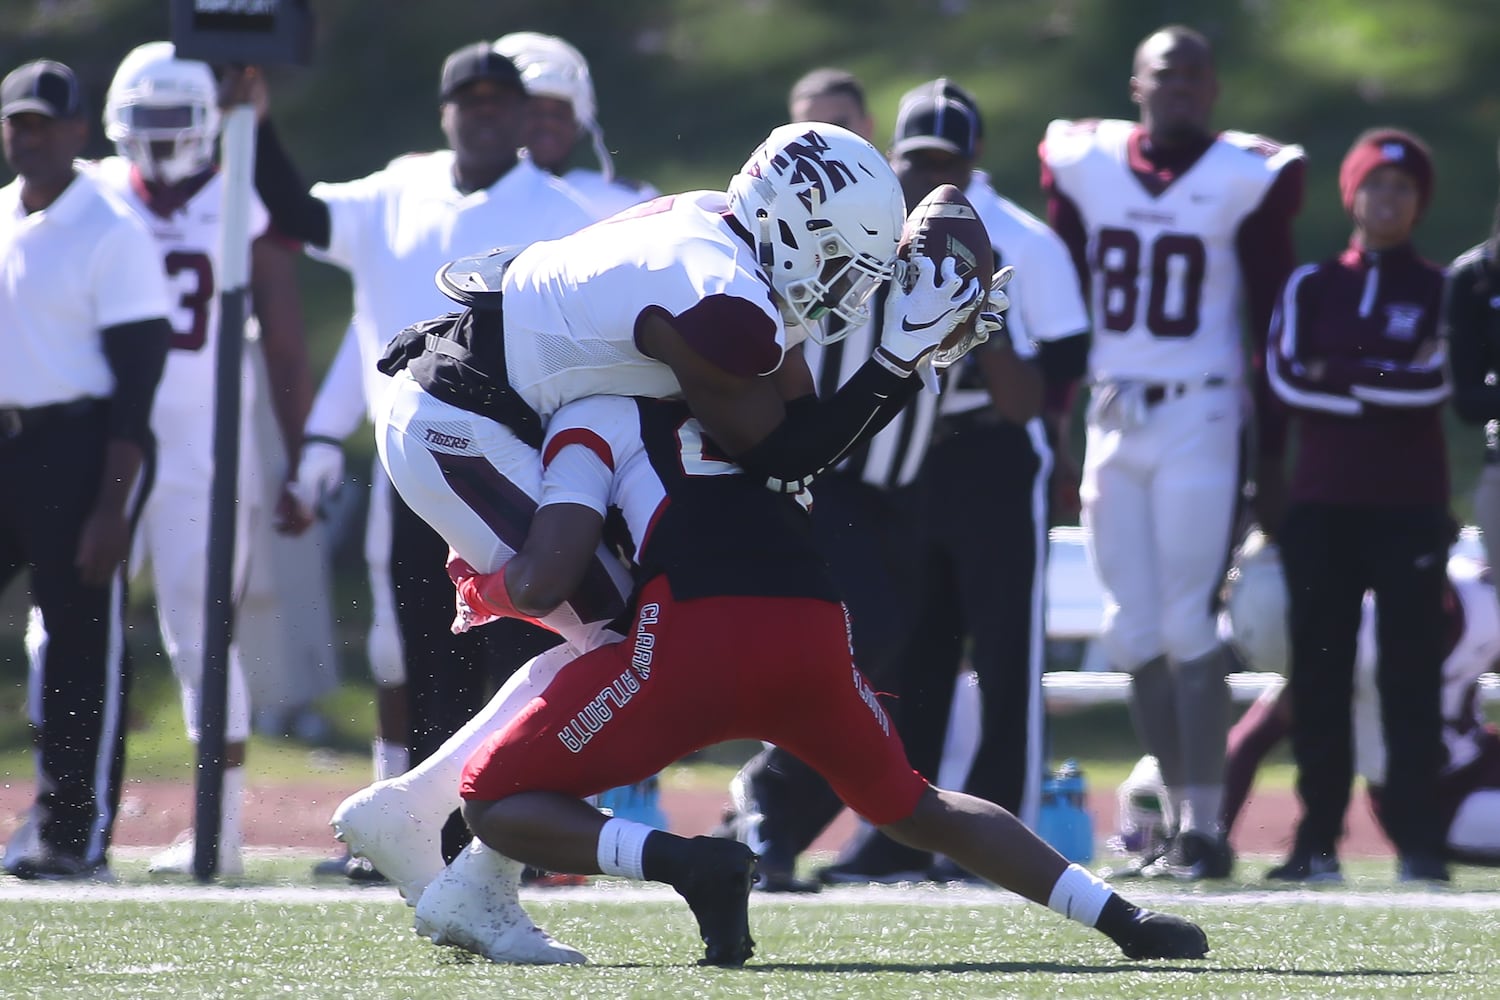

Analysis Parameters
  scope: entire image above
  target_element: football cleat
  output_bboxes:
[1140,830,1234,881]
[1265,849,1343,884]
[8,849,116,883]
[147,829,244,877]
[413,850,585,965]
[1108,907,1210,961]
[331,778,445,905]
[1397,853,1451,885]
[671,837,759,967]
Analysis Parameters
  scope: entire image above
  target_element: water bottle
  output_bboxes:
[1037,759,1095,862]
[593,774,668,829]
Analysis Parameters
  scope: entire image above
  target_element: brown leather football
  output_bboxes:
[898,183,994,350]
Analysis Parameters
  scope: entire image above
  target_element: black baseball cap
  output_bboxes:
[891,78,983,158]
[1,60,83,120]
[440,42,524,101]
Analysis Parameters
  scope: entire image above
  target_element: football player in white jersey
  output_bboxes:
[1040,25,1305,879]
[493,32,659,220]
[47,42,312,875]
[1211,551,1500,871]
[326,123,990,962]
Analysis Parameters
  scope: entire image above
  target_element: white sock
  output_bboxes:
[373,739,408,782]
[221,765,245,846]
[1046,863,1114,927]
[1164,788,1186,834]
[596,817,652,880]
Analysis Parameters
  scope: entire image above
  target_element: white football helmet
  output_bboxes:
[728,122,904,341]
[1224,528,1291,674]
[104,41,221,186]
[493,32,615,180]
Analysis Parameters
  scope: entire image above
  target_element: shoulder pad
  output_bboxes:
[1219,131,1305,170]
[434,246,525,311]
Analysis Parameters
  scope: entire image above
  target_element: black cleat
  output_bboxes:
[672,837,758,967]
[755,864,821,894]
[1108,907,1210,960]
[1397,853,1451,885]
[1142,830,1233,881]
[1266,849,1342,884]
[8,850,114,883]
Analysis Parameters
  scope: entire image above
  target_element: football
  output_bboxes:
[898,183,995,350]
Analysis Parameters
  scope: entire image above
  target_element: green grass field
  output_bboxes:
[4,857,1499,1000]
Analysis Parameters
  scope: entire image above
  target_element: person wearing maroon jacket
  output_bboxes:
[1264,127,1454,883]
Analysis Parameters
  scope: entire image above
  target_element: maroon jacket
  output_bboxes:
[1267,239,1450,506]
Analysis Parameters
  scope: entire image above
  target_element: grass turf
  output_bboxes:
[3,861,1498,1000]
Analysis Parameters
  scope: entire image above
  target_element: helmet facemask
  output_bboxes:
[109,99,219,184]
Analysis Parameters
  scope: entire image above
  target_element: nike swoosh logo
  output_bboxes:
[901,316,944,332]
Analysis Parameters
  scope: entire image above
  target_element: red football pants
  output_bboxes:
[461,575,929,826]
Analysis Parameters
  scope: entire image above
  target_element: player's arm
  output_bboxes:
[974,328,1043,424]
[277,322,364,535]
[249,234,313,468]
[1446,259,1500,424]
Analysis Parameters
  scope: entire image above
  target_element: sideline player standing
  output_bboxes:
[1040,24,1304,879]
[68,41,312,875]
[228,43,598,864]
[0,60,172,880]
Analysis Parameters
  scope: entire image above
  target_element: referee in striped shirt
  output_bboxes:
[821,79,1092,883]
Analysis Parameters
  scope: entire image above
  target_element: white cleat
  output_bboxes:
[330,778,445,906]
[147,830,245,877]
[413,853,587,965]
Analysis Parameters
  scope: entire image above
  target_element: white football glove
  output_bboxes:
[876,255,982,378]
[932,266,1016,369]
[286,439,344,521]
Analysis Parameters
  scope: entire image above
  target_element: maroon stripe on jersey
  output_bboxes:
[434,452,625,625]
[544,428,614,470]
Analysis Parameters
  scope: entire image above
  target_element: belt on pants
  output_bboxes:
[1142,375,1229,406]
[0,398,103,440]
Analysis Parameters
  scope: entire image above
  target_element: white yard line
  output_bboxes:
[5,879,1500,910]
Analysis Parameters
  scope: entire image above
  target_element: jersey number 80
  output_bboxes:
[1095,228,1206,339]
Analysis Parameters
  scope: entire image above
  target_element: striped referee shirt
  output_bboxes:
[801,293,940,491]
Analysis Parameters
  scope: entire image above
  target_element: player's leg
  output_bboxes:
[139,481,253,875]
[1082,425,1176,844]
[1222,681,1291,837]
[1368,504,1451,876]
[1146,402,1243,876]
[13,413,140,877]
[1271,503,1365,879]
[745,592,1207,961]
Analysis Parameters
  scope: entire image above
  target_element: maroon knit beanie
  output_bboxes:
[1339,127,1434,216]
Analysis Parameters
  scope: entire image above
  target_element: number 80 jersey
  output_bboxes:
[1041,118,1303,383]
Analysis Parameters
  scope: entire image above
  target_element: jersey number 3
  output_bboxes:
[1095,228,1205,338]
[164,250,215,352]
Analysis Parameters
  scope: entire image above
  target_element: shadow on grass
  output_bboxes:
[727,961,1454,978]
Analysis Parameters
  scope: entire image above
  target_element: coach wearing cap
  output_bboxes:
[220,42,596,869]
[1265,128,1453,884]
[0,60,172,880]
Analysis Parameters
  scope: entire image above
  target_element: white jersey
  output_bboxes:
[1354,555,1500,783]
[501,191,788,419]
[90,157,268,486]
[0,168,171,407]
[1041,118,1302,383]
[312,152,595,418]
[560,167,660,221]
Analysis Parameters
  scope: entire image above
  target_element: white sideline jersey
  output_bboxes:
[312,152,595,417]
[561,167,660,221]
[1354,555,1500,784]
[0,168,172,407]
[1041,118,1303,382]
[501,191,788,419]
[90,157,267,487]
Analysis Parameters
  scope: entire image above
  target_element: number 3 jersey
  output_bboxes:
[1040,118,1303,384]
[90,156,270,487]
[538,395,836,603]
